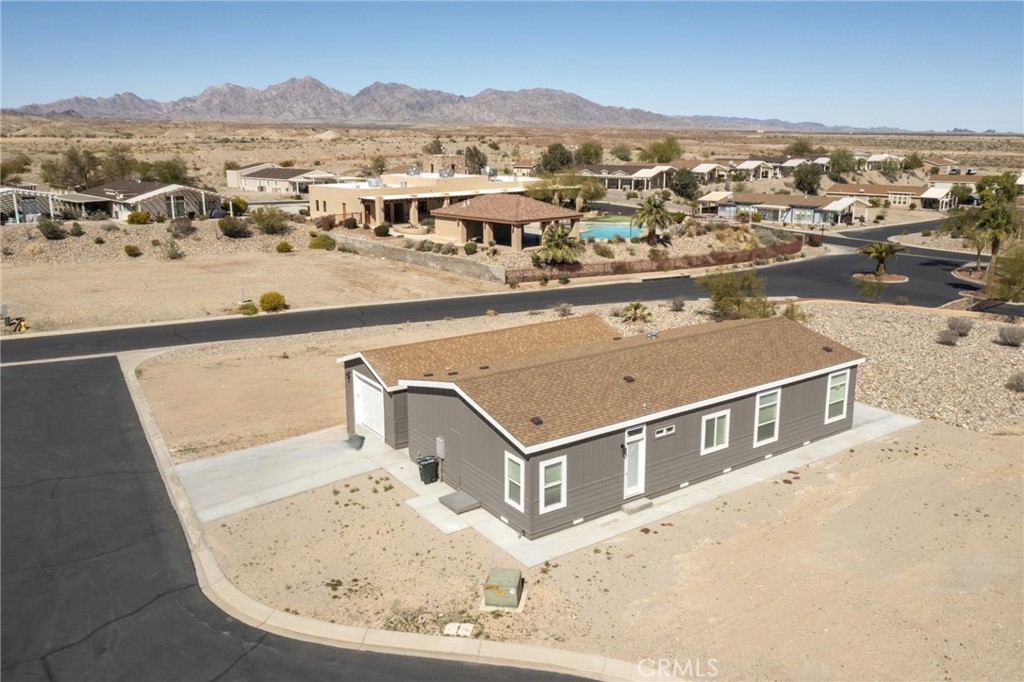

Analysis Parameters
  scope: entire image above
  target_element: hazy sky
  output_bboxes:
[2,1,1022,131]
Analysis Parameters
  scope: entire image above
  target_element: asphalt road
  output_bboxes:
[0,357,587,682]
[0,222,986,364]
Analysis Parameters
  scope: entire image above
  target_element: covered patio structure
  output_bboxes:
[431,194,583,252]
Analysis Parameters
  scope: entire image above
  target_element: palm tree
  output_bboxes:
[858,241,905,276]
[630,196,672,246]
[535,223,584,265]
[620,301,652,322]
[975,199,1018,288]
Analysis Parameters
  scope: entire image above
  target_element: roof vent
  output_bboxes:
[447,370,458,376]
[623,375,635,383]
[612,336,622,340]
[823,346,833,353]
[530,416,543,426]
[478,365,489,370]
[423,372,434,377]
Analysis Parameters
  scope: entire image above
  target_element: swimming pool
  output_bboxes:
[579,223,641,240]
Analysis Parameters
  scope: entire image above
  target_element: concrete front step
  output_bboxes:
[621,497,652,514]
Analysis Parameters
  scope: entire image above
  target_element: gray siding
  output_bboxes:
[406,367,858,539]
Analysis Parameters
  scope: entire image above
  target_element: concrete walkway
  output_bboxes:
[177,403,917,567]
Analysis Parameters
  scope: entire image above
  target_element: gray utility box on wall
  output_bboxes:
[483,568,523,608]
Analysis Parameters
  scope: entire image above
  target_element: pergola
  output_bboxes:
[431,194,583,252]
[1,184,233,223]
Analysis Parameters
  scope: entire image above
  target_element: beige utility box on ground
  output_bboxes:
[483,568,523,608]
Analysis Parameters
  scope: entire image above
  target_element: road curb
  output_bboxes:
[119,349,641,682]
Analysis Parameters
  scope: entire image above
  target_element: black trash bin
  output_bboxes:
[416,456,439,484]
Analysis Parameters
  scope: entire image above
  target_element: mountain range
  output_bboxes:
[9,77,903,132]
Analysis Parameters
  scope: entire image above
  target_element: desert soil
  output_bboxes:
[137,300,1023,679]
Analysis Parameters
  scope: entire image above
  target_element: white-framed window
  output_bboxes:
[654,425,676,439]
[504,452,524,513]
[701,410,730,455]
[825,370,850,424]
[538,456,567,514]
[754,389,781,447]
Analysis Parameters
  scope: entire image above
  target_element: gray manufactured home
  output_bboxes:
[345,316,864,539]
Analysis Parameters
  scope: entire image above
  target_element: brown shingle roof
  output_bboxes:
[356,315,618,389]
[727,193,831,208]
[824,183,925,197]
[449,318,864,448]
[430,194,582,224]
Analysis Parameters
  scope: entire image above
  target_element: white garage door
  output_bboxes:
[353,372,385,438]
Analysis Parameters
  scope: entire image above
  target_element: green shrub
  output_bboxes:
[780,302,809,322]
[539,273,549,286]
[373,223,391,237]
[218,216,251,238]
[124,244,142,257]
[299,208,310,216]
[259,291,287,312]
[126,211,151,225]
[309,234,336,250]
[69,222,84,237]
[36,218,66,240]
[163,239,184,260]
[751,212,763,223]
[276,241,293,253]
[507,276,519,288]
[93,236,105,244]
[343,217,358,229]
[463,241,478,255]
[909,202,917,210]
[250,207,290,235]
[238,301,258,316]
[621,301,651,322]
[439,242,458,255]
[920,229,932,237]
[416,240,435,252]
[154,213,165,223]
[224,196,248,215]
[997,325,1024,347]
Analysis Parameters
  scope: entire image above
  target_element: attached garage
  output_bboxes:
[352,371,385,438]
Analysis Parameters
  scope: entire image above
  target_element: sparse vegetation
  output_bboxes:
[620,301,652,323]
[553,302,573,317]
[162,239,184,260]
[697,270,773,320]
[218,216,251,238]
[936,329,960,346]
[126,211,151,225]
[947,317,974,337]
[249,207,291,235]
[237,301,258,316]
[259,291,287,312]
[123,244,142,258]
[997,325,1024,347]
[276,241,294,253]
[36,218,67,240]
[309,234,336,250]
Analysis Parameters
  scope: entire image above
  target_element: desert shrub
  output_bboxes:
[93,236,105,245]
[621,301,652,322]
[920,229,932,237]
[250,207,290,235]
[166,216,195,238]
[894,295,910,305]
[751,212,763,223]
[238,301,258,316]
[660,189,672,200]
[318,215,336,231]
[558,275,570,285]
[506,276,519,288]
[343,217,358,229]
[163,239,184,260]
[947,317,974,337]
[625,191,638,199]
[611,261,631,275]
[276,241,293,253]
[630,237,641,244]
[218,216,251,238]
[126,211,151,225]
[403,238,416,249]
[648,247,668,262]
[1006,372,1024,393]
[102,223,119,232]
[780,302,810,322]
[124,244,142,258]
[439,242,459,255]
[909,203,917,210]
[997,325,1024,347]
[154,213,165,223]
[592,242,614,258]
[610,234,625,244]
[298,208,310,216]
[36,218,66,240]
[464,242,478,255]
[431,241,443,253]
[416,240,434,252]
[539,273,550,286]
[697,271,774,320]
[670,297,686,312]
[223,196,248,215]
[309,234,336,250]
[373,223,391,237]
[259,291,287,312]
[553,302,573,317]
[69,222,84,237]
[151,239,161,247]
[936,329,960,346]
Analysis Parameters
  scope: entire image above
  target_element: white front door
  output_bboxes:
[353,372,385,438]
[623,426,646,498]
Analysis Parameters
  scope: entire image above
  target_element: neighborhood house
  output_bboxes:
[342,316,865,539]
